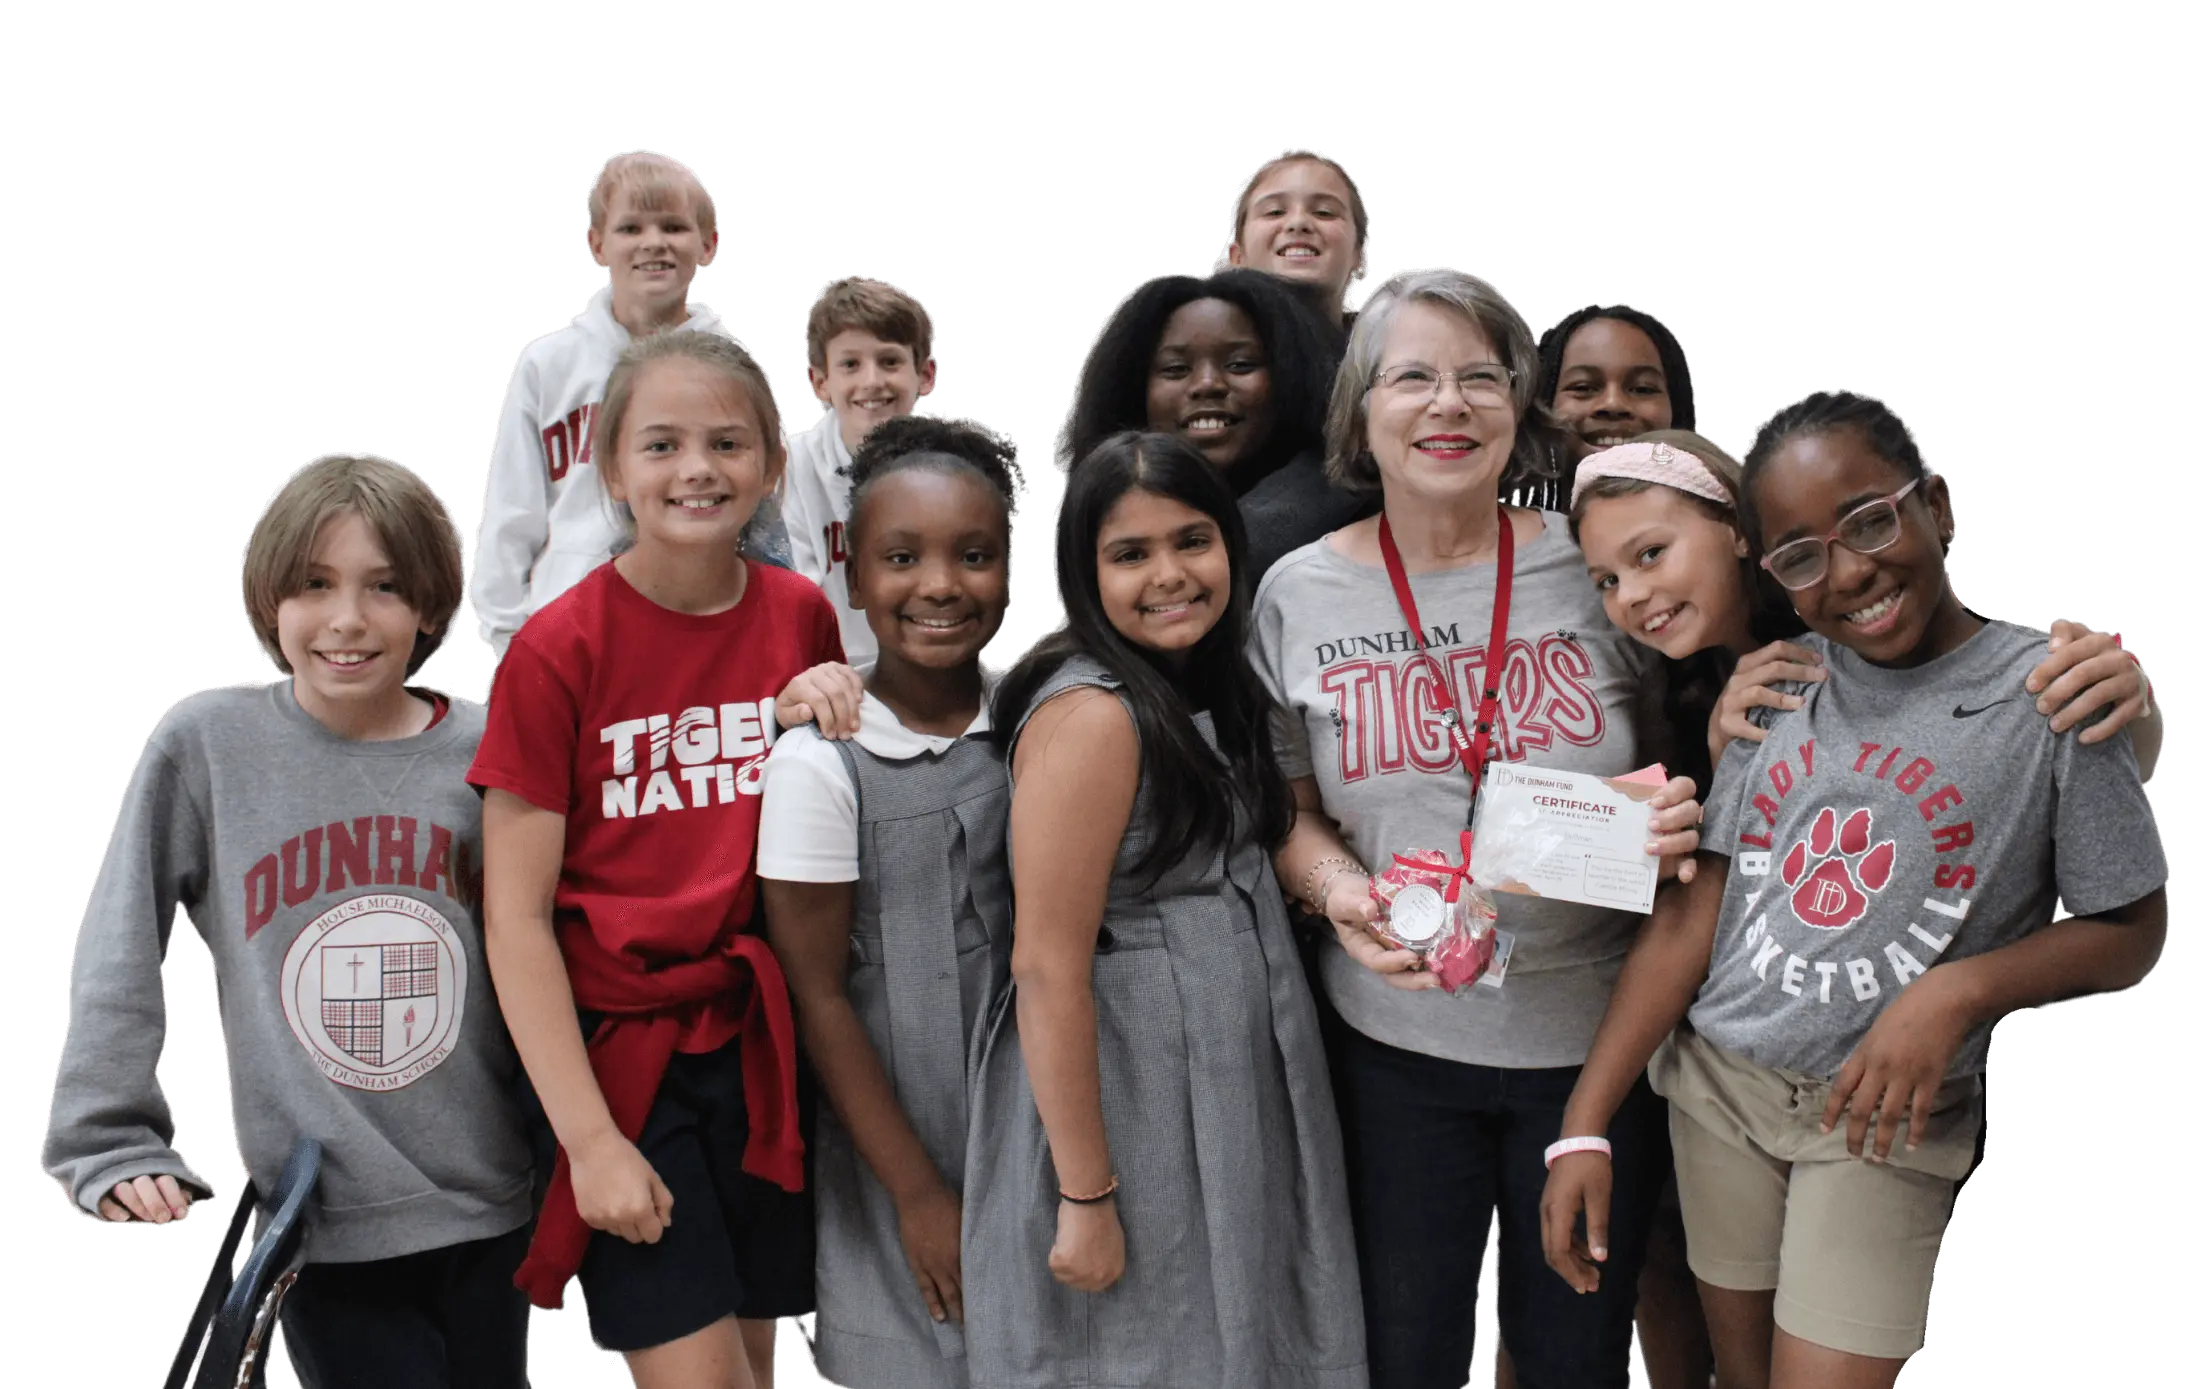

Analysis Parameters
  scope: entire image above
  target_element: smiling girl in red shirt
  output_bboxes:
[470,331,842,1389]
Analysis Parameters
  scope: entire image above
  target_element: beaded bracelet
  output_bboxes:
[1060,1175,1119,1205]
[1314,868,1369,918]
[1303,855,1368,916]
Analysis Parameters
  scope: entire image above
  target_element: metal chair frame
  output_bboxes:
[163,1139,322,1389]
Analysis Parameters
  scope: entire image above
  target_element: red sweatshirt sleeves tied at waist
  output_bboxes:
[514,928,803,1310]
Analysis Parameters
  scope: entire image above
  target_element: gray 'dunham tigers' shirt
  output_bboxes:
[1251,512,1674,1068]
[1695,623,2166,1079]
[44,684,532,1262]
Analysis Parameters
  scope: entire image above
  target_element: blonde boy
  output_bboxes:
[472,152,785,656]
[781,278,937,667]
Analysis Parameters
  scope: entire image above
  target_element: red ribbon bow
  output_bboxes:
[1393,836,1476,906]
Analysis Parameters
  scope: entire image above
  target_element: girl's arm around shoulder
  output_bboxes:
[1541,854,1728,1293]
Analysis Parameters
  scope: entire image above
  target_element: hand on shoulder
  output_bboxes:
[1709,640,1826,766]
[777,662,864,739]
[2028,619,2153,744]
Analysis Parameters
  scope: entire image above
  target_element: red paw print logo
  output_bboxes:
[1781,807,1896,929]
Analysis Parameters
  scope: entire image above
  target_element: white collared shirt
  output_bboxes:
[756,679,993,883]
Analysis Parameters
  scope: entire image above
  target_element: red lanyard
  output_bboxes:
[1377,507,1516,902]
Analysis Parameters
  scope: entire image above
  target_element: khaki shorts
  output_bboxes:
[1650,1027,1982,1360]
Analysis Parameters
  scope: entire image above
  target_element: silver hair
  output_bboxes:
[1323,269,1558,494]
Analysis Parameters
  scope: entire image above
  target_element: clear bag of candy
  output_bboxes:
[1369,848,1499,992]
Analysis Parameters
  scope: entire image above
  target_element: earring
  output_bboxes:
[1352,263,1367,281]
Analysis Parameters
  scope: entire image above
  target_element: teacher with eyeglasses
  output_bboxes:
[1251,269,1704,1388]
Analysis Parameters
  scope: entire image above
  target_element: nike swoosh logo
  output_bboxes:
[1951,698,2016,718]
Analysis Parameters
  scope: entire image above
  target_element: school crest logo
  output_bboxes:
[1780,806,1896,930]
[280,894,466,1091]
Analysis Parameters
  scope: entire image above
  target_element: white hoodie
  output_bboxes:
[472,289,737,655]
[781,409,875,668]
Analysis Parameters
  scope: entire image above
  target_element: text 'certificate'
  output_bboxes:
[1474,765,1660,915]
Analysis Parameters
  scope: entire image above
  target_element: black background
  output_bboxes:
[42,119,2162,1389]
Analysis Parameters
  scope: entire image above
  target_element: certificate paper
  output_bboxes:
[1473,764,1659,914]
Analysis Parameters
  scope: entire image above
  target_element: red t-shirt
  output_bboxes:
[470,558,842,1307]
[470,559,843,963]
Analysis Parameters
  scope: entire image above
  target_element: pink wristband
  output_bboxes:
[1543,1136,1612,1169]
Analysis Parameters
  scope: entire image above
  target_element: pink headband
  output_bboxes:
[1573,441,1734,507]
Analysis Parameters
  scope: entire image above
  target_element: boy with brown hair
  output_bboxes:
[781,277,938,667]
[46,455,534,1388]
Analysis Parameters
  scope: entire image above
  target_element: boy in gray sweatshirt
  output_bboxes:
[44,456,533,1389]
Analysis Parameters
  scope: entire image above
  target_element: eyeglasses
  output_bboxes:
[1758,478,1925,590]
[1371,362,1517,407]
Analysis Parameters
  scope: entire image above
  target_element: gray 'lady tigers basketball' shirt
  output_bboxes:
[1252,514,1672,1069]
[1695,623,2167,1079]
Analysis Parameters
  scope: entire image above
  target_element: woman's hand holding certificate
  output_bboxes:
[1471,765,1697,914]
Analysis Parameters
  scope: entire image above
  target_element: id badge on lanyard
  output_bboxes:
[1377,510,1515,881]
[1370,509,1518,989]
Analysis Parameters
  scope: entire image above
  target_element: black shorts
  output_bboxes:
[529,1032,817,1353]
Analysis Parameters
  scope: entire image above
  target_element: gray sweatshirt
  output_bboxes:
[44,684,532,1263]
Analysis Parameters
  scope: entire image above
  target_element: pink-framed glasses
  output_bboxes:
[1758,477,1925,590]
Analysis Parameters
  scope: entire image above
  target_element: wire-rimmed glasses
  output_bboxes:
[1371,362,1517,408]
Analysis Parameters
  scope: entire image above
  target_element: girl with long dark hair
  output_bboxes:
[962,432,1367,1389]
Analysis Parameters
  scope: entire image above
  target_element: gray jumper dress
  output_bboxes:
[962,657,1368,1389]
[812,731,1012,1389]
